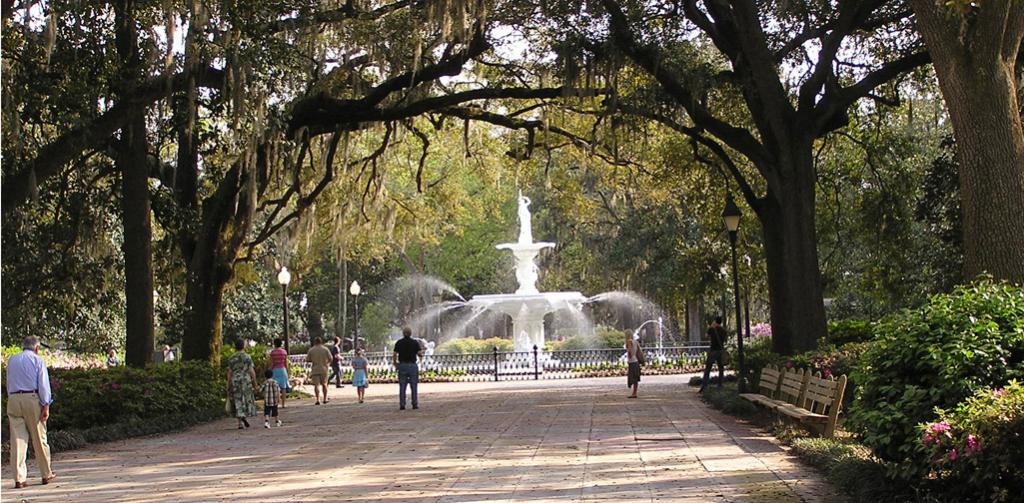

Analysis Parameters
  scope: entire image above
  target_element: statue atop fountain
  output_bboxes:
[517,192,533,244]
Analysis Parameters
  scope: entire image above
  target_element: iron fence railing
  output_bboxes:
[286,345,709,382]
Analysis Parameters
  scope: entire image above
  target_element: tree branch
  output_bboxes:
[2,67,225,218]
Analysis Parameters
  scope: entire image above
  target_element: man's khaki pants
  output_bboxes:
[7,393,54,483]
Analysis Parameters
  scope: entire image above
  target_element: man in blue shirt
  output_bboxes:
[6,336,56,488]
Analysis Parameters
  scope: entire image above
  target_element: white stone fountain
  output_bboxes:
[467,192,588,352]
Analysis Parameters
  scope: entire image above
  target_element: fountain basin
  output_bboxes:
[467,291,587,352]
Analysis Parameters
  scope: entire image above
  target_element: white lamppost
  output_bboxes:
[349,280,361,351]
[278,266,292,354]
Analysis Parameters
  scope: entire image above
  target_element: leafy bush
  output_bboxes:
[288,343,311,355]
[789,437,895,503]
[918,381,1024,502]
[740,336,777,388]
[698,384,759,416]
[825,319,875,346]
[44,361,224,432]
[2,346,107,369]
[435,337,513,354]
[846,279,1024,478]
[548,326,628,350]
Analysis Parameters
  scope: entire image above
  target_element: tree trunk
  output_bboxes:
[757,143,827,355]
[948,74,1024,283]
[912,1,1024,284]
[114,0,154,367]
[119,111,155,366]
[180,256,228,362]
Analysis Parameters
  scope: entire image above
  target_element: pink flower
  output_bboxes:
[930,421,951,434]
[823,369,832,378]
[992,388,1006,397]
[965,434,982,455]
[110,382,120,390]
[948,448,958,461]
[922,432,936,445]
[786,361,794,369]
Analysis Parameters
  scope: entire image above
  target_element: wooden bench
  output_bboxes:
[739,365,783,407]
[740,365,847,437]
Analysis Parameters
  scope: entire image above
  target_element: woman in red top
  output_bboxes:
[269,338,291,407]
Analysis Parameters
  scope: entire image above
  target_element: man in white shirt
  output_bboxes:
[6,336,56,489]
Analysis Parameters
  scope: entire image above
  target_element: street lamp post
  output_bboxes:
[349,280,361,351]
[277,266,292,354]
[722,194,746,393]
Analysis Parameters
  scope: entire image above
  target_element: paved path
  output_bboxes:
[2,375,842,502]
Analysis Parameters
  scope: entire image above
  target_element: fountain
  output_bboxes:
[466,191,588,352]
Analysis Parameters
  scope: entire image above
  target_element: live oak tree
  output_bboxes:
[909,0,1024,284]
[3,0,607,363]
[561,0,931,354]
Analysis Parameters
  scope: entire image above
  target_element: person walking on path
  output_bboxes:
[393,327,424,410]
[226,340,258,429]
[260,370,283,428]
[6,336,56,489]
[351,349,369,403]
[328,337,345,389]
[269,339,291,408]
[699,316,728,393]
[625,335,642,398]
[307,337,333,405]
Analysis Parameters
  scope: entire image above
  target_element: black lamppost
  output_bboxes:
[349,280,361,351]
[722,194,746,392]
[277,266,292,354]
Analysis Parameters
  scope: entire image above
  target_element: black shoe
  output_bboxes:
[412,405,419,409]
[400,406,406,410]
[241,418,250,428]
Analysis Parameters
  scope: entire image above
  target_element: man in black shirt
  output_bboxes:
[393,327,424,410]
[699,316,728,393]
[328,337,344,389]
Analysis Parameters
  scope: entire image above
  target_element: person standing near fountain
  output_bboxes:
[699,317,728,393]
[626,335,642,398]
[392,327,424,410]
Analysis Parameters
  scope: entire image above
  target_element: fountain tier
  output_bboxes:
[467,291,587,352]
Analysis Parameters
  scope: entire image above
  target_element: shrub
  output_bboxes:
[789,437,896,502]
[699,383,759,416]
[435,337,513,354]
[846,279,1024,478]
[917,381,1024,502]
[824,319,875,347]
[739,336,777,388]
[45,361,224,432]
[2,346,107,369]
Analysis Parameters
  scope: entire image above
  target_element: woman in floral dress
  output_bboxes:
[227,339,258,428]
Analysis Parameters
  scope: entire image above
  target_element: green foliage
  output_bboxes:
[222,269,285,346]
[548,326,629,350]
[699,383,759,416]
[435,337,513,354]
[825,319,875,346]
[740,336,777,388]
[359,302,396,350]
[918,381,1024,503]
[2,346,107,369]
[846,279,1024,477]
[40,362,223,432]
[788,437,896,503]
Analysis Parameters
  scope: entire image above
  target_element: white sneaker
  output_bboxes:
[264,421,270,429]
[276,420,282,427]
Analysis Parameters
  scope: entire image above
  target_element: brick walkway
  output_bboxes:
[2,375,842,502]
